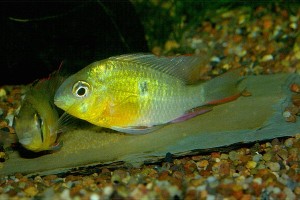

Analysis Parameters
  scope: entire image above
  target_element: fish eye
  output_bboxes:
[72,81,90,98]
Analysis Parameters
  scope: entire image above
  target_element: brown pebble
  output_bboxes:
[242,90,252,97]
[290,83,300,93]
[70,185,83,197]
[292,94,300,107]
[199,169,211,177]
[197,160,209,168]
[112,169,128,180]
[43,174,58,181]
[211,152,221,158]
[7,189,18,197]
[199,189,208,199]
[185,189,197,200]
[82,177,95,185]
[190,178,203,187]
[219,161,231,177]
[232,187,244,199]
[287,105,299,115]
[294,186,300,195]
[65,175,81,182]
[183,160,197,174]
[19,176,28,182]
[158,171,169,180]
[241,194,252,200]
[14,173,23,179]
[172,171,184,180]
[101,168,111,174]
[276,149,288,160]
[217,183,234,197]
[236,165,246,172]
[191,155,202,161]
[252,182,263,196]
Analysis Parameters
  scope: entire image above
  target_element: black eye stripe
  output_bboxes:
[34,113,44,142]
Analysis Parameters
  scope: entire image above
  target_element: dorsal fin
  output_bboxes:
[108,53,206,84]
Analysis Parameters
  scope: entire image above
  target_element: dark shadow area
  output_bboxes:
[0,0,148,85]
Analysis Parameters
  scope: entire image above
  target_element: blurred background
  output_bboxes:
[0,0,299,85]
[0,0,148,85]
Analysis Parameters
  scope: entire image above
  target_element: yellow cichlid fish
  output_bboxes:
[54,54,242,134]
[13,72,64,152]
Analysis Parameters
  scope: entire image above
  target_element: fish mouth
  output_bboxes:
[53,89,66,108]
[54,95,76,115]
[53,98,63,107]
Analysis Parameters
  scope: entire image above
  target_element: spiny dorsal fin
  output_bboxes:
[108,53,207,84]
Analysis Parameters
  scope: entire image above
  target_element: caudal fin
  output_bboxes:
[202,69,244,105]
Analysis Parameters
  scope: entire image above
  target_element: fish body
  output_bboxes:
[54,54,242,134]
[13,73,63,152]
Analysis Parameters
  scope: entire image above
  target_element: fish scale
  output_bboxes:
[105,63,200,126]
[54,53,241,134]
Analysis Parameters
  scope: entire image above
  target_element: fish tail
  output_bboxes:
[202,69,244,105]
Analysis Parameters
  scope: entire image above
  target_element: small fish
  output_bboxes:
[13,72,66,152]
[54,54,242,134]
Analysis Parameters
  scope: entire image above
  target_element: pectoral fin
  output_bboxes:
[48,141,63,151]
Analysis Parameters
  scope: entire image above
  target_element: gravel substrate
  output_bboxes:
[0,136,300,199]
[1,3,300,200]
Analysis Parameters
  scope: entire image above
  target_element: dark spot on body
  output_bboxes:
[139,81,148,96]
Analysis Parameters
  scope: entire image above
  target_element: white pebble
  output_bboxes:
[273,187,281,194]
[253,154,262,162]
[261,54,273,62]
[283,111,291,118]
[253,177,262,185]
[267,162,281,172]
[210,56,221,63]
[60,189,71,200]
[206,194,216,200]
[284,187,296,200]
[90,193,100,200]
[103,186,113,197]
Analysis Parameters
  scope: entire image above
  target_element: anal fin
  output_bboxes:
[170,106,212,123]
[111,125,163,134]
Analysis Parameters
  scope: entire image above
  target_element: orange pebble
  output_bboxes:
[290,83,300,93]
